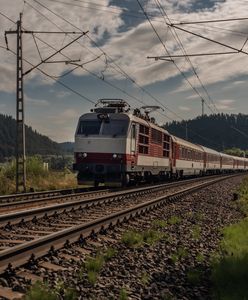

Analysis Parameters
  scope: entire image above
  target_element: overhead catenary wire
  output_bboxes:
[1,7,244,148]
[154,0,219,114]
[0,10,96,105]
[28,0,191,121]
[136,0,216,115]
[23,0,229,147]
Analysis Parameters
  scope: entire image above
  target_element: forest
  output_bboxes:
[0,114,62,161]
[164,113,248,153]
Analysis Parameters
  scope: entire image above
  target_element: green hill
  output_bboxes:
[0,114,62,161]
[164,113,248,151]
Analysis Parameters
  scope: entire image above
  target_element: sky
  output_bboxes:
[0,0,248,142]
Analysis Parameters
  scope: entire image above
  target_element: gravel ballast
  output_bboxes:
[1,175,245,300]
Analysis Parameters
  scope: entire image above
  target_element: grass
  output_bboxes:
[191,225,201,240]
[152,219,167,228]
[119,288,128,300]
[84,248,117,284]
[236,176,248,215]
[122,229,165,248]
[0,156,78,195]
[196,253,205,263]
[140,272,150,285]
[167,215,182,225]
[23,281,77,300]
[171,247,188,264]
[121,231,144,247]
[103,247,117,261]
[211,176,248,299]
[85,255,104,284]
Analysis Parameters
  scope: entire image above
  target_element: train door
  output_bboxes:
[131,123,136,154]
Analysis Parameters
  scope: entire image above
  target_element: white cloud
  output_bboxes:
[179,105,190,111]
[215,99,236,111]
[1,0,248,140]
[25,94,49,106]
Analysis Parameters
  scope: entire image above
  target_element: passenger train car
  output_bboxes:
[73,99,248,186]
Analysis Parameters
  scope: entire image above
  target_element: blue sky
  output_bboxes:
[0,0,248,141]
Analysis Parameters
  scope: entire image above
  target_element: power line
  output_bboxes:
[0,11,96,105]
[28,0,192,121]
[154,0,219,114]
[170,23,248,56]
[136,0,216,115]
[175,17,248,25]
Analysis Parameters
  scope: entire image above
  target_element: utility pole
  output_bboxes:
[16,14,26,192]
[201,98,204,116]
[185,123,188,140]
[5,14,88,193]
[6,14,26,193]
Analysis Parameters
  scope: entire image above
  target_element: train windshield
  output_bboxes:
[101,120,128,136]
[77,120,101,135]
[77,119,128,136]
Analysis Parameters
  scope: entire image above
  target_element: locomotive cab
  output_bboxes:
[73,99,132,186]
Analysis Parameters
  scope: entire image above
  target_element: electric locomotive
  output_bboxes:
[73,99,171,186]
[73,99,248,187]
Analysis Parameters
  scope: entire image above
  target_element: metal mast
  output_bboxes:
[5,15,88,193]
[16,13,26,193]
[201,98,204,116]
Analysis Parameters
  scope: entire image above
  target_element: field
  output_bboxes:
[0,156,78,195]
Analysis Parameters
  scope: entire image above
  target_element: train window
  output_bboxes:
[140,124,149,135]
[151,128,162,144]
[139,135,149,144]
[101,120,128,136]
[77,120,101,135]
[139,145,148,154]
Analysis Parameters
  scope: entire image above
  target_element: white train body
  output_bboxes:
[73,99,248,186]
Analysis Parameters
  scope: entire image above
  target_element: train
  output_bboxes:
[73,99,248,186]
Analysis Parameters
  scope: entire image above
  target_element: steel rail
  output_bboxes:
[0,188,110,212]
[0,186,107,204]
[0,174,237,274]
[0,175,231,225]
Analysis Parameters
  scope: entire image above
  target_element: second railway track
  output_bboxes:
[0,173,242,275]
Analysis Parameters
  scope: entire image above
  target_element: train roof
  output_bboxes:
[171,135,204,152]
[200,146,221,156]
[79,111,170,134]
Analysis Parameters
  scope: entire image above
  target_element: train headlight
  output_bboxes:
[113,153,117,159]
[83,152,87,158]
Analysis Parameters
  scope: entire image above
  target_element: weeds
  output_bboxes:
[85,255,104,284]
[191,225,201,240]
[167,216,182,225]
[121,231,143,247]
[195,212,204,221]
[196,253,204,263]
[171,247,188,264]
[143,230,165,245]
[84,248,117,285]
[140,272,150,285]
[119,288,128,300]
[152,219,167,228]
[104,247,117,261]
[23,281,77,300]
[122,229,165,248]
[0,156,78,195]
[23,282,57,300]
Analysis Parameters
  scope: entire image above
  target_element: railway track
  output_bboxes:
[0,173,240,276]
[0,186,107,205]
[0,188,111,215]
[0,174,232,215]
